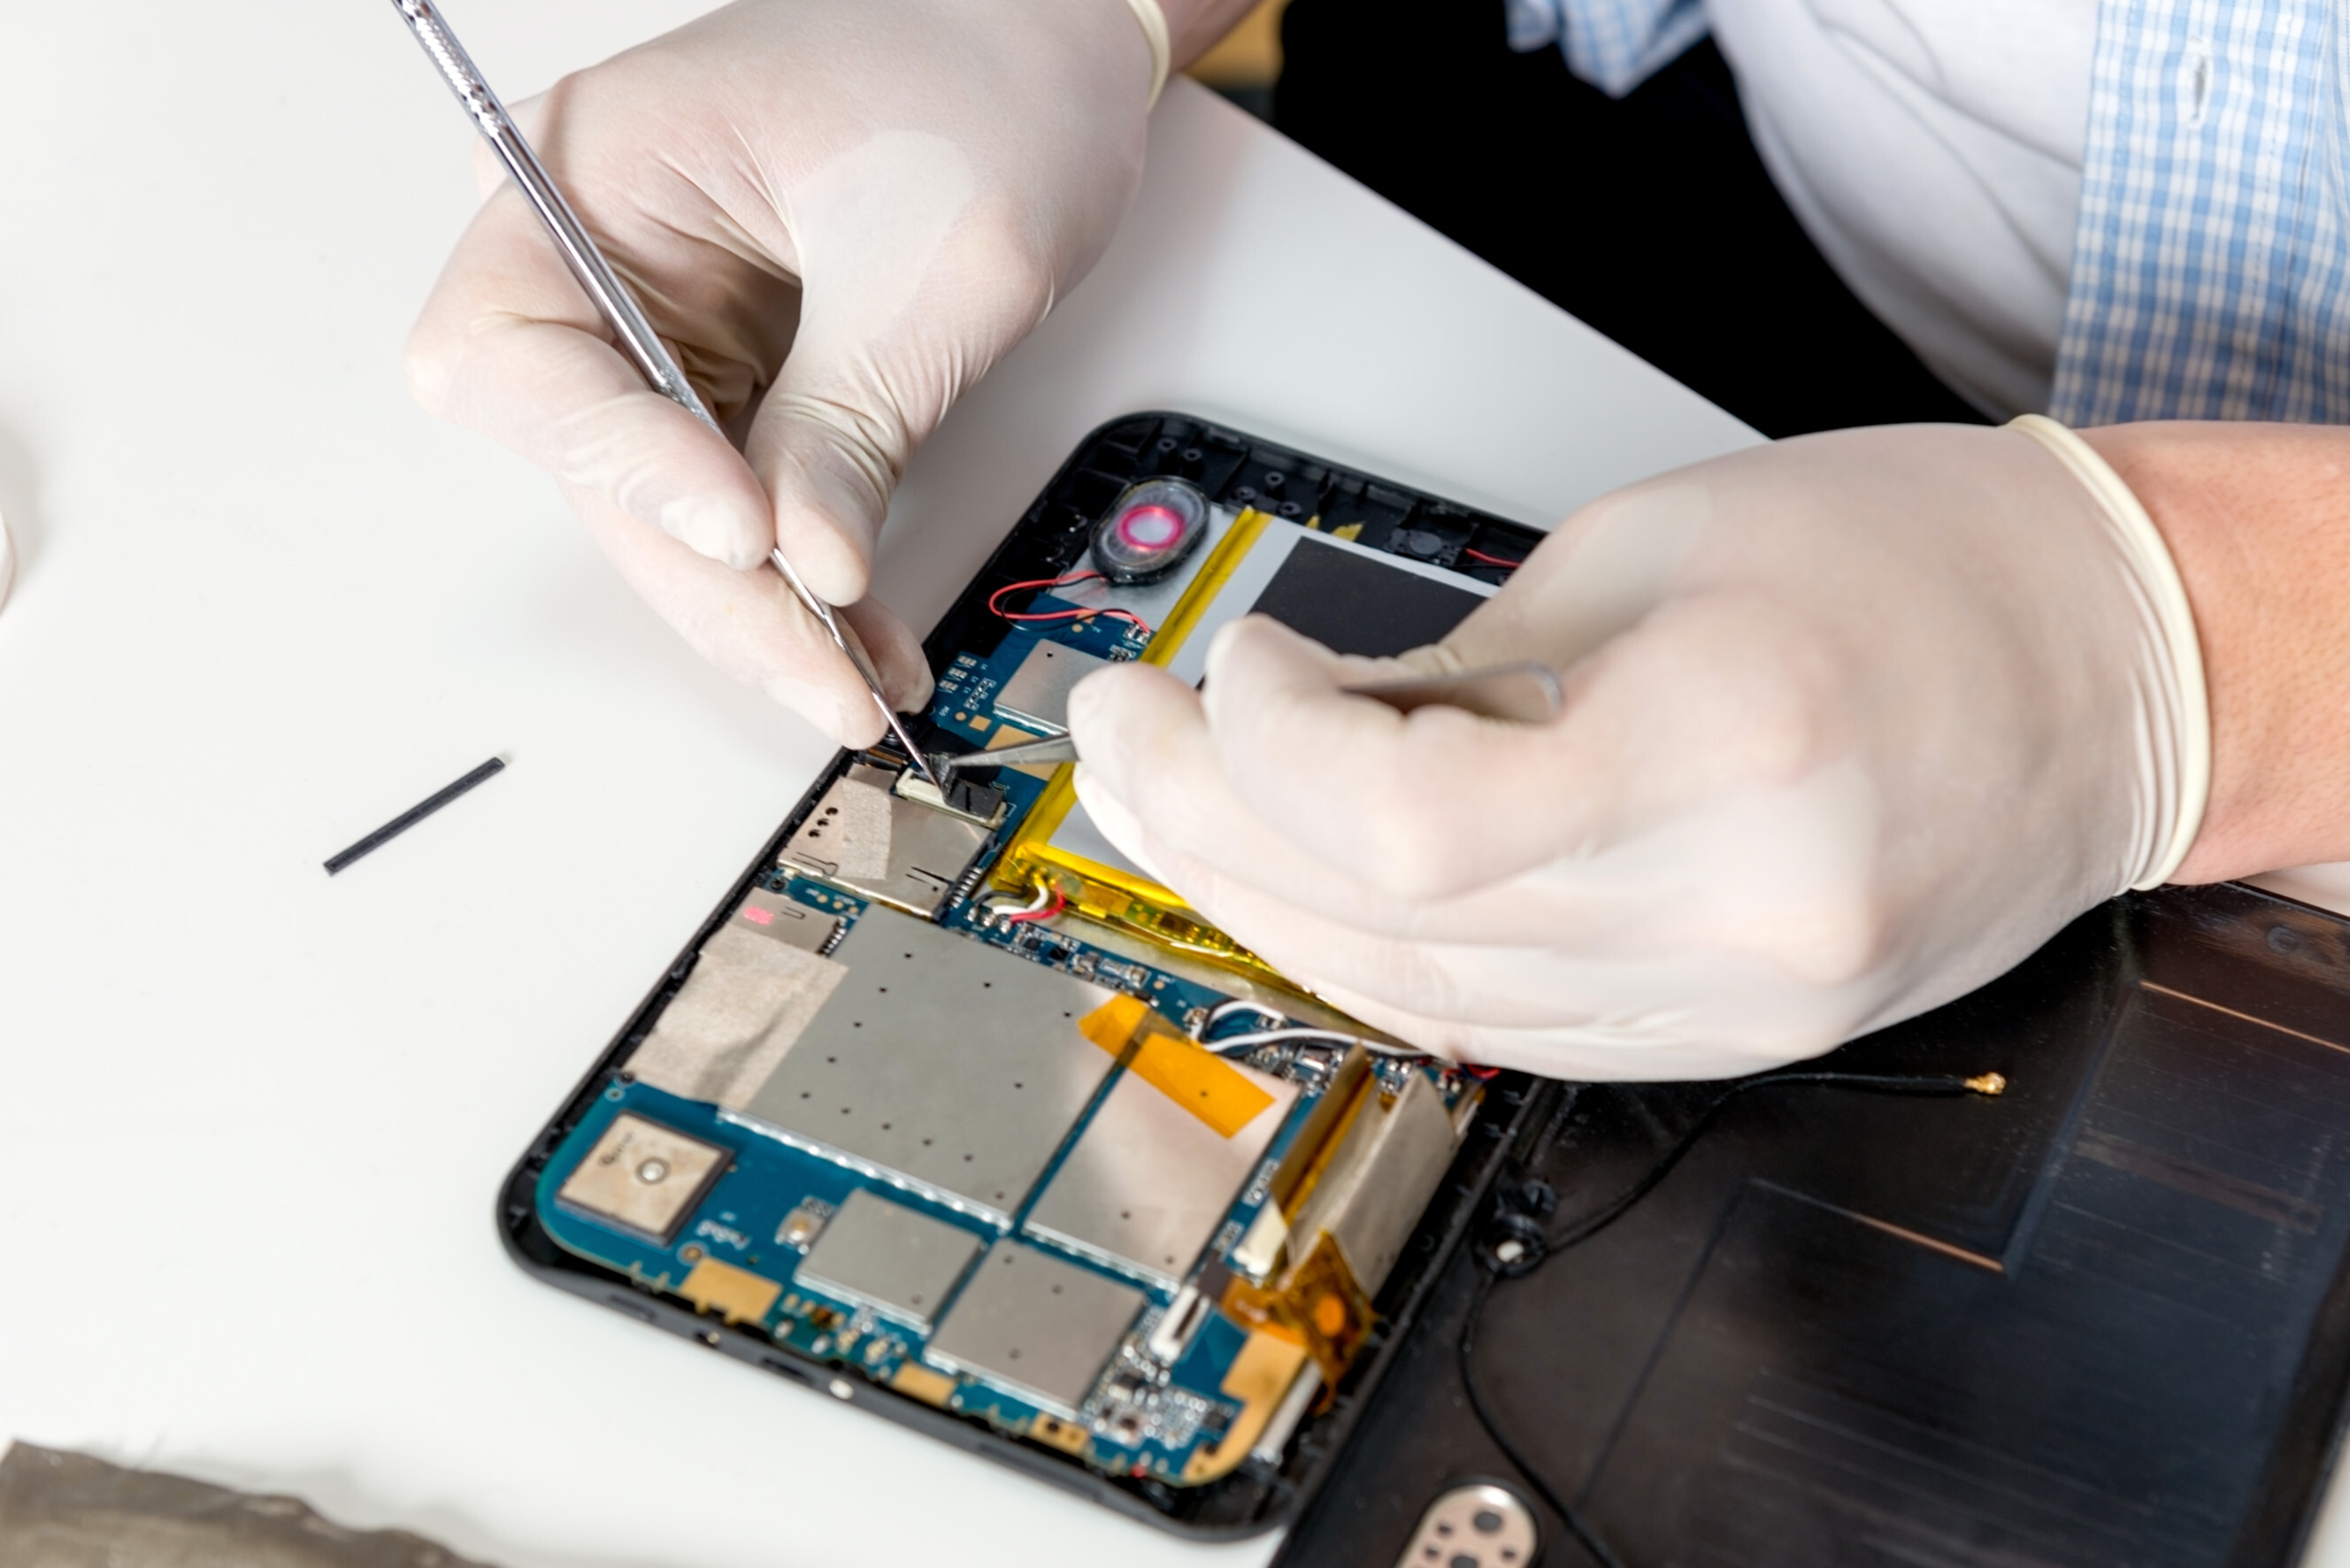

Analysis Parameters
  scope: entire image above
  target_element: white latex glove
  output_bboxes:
[1069,419,2208,1080]
[406,0,1165,745]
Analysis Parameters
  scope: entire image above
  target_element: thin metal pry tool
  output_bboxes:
[931,660,1565,779]
[389,0,940,787]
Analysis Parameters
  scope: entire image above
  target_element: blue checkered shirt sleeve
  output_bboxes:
[2052,0,2350,423]
[1504,0,1710,97]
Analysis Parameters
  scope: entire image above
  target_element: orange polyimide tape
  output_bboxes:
[1079,996,1276,1139]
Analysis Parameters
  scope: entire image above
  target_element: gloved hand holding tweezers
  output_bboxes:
[1070,420,2226,1080]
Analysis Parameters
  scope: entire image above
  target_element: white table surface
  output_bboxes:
[2,5,2343,1567]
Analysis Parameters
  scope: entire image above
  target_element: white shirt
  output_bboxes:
[1708,0,2099,417]
[1510,0,2100,417]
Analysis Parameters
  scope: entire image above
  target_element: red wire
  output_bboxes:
[1463,547,1524,569]
[987,570,1152,631]
[987,570,1094,615]
[1002,888,1066,926]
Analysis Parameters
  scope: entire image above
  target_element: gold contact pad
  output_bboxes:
[557,1114,726,1242]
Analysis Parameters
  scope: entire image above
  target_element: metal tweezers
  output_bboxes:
[931,659,1563,779]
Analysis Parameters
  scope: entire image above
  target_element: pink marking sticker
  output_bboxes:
[739,904,775,926]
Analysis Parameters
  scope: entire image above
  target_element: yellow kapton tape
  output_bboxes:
[1079,995,1276,1139]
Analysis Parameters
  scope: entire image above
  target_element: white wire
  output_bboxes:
[979,882,1054,919]
[1199,998,1431,1060]
[1202,999,1287,1034]
[1203,1027,1428,1060]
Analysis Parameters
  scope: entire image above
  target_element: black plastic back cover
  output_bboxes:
[1276,884,2350,1568]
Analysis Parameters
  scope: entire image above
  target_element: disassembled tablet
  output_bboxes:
[501,413,1550,1535]
[498,415,2350,1564]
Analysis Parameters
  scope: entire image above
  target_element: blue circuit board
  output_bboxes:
[931,611,1151,751]
[534,581,1467,1481]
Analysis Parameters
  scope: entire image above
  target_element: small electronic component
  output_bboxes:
[795,1188,985,1334]
[1228,1202,1288,1282]
[623,901,847,1110]
[555,1114,727,1243]
[925,1241,1148,1418]
[1092,477,1210,585]
[891,768,1008,827]
[730,887,841,954]
[735,906,1120,1224]
[1250,1364,1323,1464]
[776,1202,830,1249]
[1146,1280,1215,1365]
[993,640,1114,736]
[779,763,993,919]
[680,1256,781,1326]
[891,1361,959,1406]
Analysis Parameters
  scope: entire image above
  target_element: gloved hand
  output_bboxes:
[1068,419,2208,1080]
[405,0,1164,745]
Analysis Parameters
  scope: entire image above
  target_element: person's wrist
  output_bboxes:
[1114,0,1171,104]
[2010,415,2210,890]
[2077,420,2350,882]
